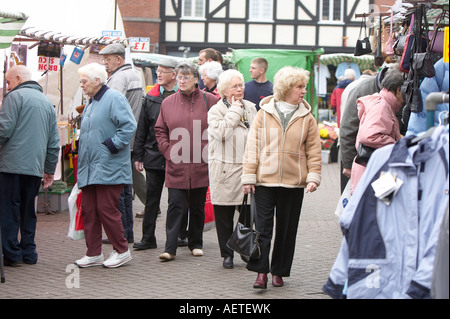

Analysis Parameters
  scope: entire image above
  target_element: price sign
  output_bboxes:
[129,37,150,52]
[101,30,123,42]
[38,56,60,72]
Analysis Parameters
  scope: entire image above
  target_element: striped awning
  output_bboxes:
[0,11,28,49]
[320,53,375,71]
[19,27,128,46]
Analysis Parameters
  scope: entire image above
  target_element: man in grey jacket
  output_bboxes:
[0,65,60,265]
[100,43,145,243]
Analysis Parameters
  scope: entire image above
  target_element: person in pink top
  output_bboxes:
[350,66,404,194]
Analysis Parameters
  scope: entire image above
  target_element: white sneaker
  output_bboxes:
[75,254,104,268]
[102,249,132,268]
[192,248,203,256]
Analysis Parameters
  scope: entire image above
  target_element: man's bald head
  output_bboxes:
[6,65,32,91]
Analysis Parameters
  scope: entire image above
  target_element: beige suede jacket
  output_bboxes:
[241,96,322,188]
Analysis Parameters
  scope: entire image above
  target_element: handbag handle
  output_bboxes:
[239,193,257,228]
[358,16,367,40]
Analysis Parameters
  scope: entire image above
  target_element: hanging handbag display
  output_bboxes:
[226,194,261,261]
[412,5,436,78]
[354,17,372,56]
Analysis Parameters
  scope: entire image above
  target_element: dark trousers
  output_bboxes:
[247,186,304,277]
[214,204,249,258]
[119,184,133,241]
[0,173,41,263]
[81,184,128,256]
[165,187,208,255]
[141,169,165,245]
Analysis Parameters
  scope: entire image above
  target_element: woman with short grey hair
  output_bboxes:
[75,63,136,269]
[208,69,258,269]
[155,60,220,262]
[200,61,223,98]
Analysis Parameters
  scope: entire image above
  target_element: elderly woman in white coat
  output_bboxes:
[208,69,258,269]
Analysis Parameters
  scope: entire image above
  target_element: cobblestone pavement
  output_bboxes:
[0,163,343,300]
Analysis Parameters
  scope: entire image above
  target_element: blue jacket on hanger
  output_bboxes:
[323,126,449,299]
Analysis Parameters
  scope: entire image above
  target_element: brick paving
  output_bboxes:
[0,162,343,300]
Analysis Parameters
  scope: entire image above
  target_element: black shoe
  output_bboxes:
[133,241,157,250]
[223,256,234,269]
[177,237,188,247]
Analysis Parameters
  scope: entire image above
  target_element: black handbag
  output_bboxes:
[354,17,372,56]
[412,5,436,78]
[226,194,261,261]
[354,143,376,166]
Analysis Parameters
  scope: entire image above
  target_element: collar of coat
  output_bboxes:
[259,95,312,119]
[90,85,109,103]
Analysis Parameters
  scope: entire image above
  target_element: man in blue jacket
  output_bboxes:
[0,65,60,266]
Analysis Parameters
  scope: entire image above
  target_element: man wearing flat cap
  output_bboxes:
[132,57,179,250]
[99,43,145,244]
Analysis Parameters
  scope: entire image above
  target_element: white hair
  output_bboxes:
[78,63,108,84]
[199,61,223,81]
[217,69,245,99]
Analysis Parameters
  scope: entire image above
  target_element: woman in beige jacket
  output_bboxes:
[208,69,258,269]
[242,66,322,289]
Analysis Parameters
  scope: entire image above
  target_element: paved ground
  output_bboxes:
[0,162,343,301]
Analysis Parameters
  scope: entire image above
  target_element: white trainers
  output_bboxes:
[192,249,203,256]
[75,254,104,268]
[102,249,132,268]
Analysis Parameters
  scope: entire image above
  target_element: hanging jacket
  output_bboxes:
[406,58,449,136]
[155,88,220,189]
[0,81,60,178]
[323,127,449,299]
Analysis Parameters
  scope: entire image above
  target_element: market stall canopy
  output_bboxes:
[131,53,185,67]
[320,53,375,71]
[0,11,28,49]
[1,0,127,119]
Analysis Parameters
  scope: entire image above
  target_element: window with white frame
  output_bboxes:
[182,0,205,19]
[249,0,273,22]
[320,0,344,22]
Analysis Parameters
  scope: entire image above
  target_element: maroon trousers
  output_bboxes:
[81,184,128,256]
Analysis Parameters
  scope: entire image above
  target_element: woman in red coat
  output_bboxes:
[155,61,220,261]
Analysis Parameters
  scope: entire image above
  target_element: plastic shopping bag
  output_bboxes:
[334,180,351,218]
[204,187,215,232]
[67,183,84,240]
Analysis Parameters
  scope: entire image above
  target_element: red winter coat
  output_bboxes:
[155,88,220,189]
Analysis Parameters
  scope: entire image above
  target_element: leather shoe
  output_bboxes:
[133,241,157,250]
[272,275,284,287]
[253,273,268,289]
[223,256,233,269]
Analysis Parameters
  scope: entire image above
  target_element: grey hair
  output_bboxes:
[217,69,245,99]
[175,61,199,78]
[78,63,107,84]
[381,64,404,93]
[199,61,223,81]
